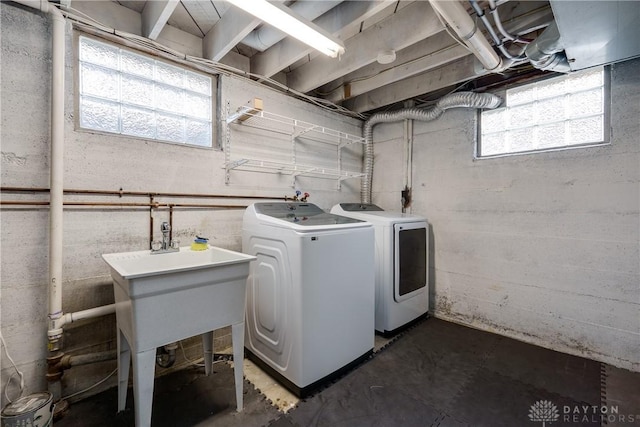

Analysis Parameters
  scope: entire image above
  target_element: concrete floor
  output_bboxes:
[55,318,640,426]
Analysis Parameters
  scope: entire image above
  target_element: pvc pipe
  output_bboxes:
[11,0,67,407]
[50,2,65,344]
[10,0,67,345]
[428,0,502,71]
[62,304,116,325]
[241,1,342,51]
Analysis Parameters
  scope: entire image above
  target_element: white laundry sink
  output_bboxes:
[102,246,256,426]
[102,245,256,348]
[103,245,255,284]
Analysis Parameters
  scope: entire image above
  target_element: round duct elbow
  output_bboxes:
[525,21,571,73]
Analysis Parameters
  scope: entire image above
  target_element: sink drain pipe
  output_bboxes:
[10,0,67,415]
[361,91,503,204]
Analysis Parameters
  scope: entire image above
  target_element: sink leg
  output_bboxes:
[132,349,156,427]
[117,330,131,412]
[231,322,244,412]
[202,332,214,376]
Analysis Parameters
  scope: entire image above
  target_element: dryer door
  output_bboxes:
[394,222,427,302]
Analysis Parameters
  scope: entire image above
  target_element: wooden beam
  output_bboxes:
[344,55,488,113]
[286,1,443,94]
[324,31,469,103]
[251,1,395,78]
[141,0,179,40]
[203,7,260,62]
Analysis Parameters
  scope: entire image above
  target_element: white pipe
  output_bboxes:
[62,304,116,325]
[241,0,342,51]
[428,0,502,72]
[49,4,66,345]
[11,0,66,345]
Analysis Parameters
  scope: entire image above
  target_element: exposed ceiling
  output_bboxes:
[67,0,639,116]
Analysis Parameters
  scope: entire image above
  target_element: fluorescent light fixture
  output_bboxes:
[226,0,345,58]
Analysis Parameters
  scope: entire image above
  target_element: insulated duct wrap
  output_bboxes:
[361,91,502,203]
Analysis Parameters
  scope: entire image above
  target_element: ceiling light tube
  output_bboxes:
[225,0,345,58]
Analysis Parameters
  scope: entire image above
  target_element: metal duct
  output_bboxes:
[525,21,571,73]
[361,92,502,204]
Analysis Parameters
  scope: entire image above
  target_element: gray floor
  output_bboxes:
[56,318,640,426]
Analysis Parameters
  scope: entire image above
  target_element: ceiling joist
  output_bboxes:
[285,1,444,94]
[141,0,179,40]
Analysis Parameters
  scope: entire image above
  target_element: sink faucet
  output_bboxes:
[152,222,179,254]
[161,222,171,250]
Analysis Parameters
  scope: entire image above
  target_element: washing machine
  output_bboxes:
[331,203,429,335]
[242,202,375,397]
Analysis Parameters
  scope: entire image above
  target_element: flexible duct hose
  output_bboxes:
[361,91,502,203]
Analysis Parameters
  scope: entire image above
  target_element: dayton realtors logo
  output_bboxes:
[529,400,638,425]
[528,400,559,426]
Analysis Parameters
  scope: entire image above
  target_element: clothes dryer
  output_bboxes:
[331,203,429,335]
[243,202,374,397]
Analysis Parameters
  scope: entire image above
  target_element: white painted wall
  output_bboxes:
[0,2,363,405]
[371,59,640,372]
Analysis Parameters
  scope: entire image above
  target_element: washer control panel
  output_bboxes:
[254,203,365,226]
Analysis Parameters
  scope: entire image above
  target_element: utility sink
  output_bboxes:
[103,245,257,279]
[102,246,256,426]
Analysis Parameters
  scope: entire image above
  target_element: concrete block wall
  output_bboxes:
[0,2,363,405]
[371,59,640,372]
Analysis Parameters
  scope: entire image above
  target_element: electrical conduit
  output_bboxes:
[361,92,502,204]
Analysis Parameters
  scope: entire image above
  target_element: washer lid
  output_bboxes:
[253,202,367,228]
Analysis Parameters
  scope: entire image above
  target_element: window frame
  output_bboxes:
[74,33,217,149]
[475,66,611,160]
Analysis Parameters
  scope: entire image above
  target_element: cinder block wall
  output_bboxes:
[372,59,640,372]
[0,2,363,405]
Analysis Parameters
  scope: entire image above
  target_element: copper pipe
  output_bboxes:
[1,201,248,208]
[1,186,278,200]
[1,201,50,206]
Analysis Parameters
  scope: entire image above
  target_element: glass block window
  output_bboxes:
[78,36,213,147]
[478,67,608,158]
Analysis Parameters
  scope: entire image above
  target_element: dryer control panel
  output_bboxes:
[337,203,384,212]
